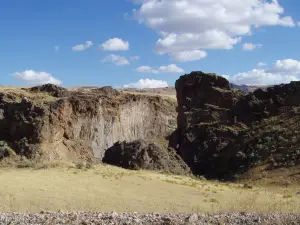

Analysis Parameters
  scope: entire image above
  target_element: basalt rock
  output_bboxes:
[103,139,191,176]
[93,86,120,96]
[29,84,69,98]
[172,71,300,179]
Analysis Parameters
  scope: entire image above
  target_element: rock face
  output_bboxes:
[103,139,191,175]
[175,71,236,131]
[172,71,300,179]
[29,84,69,98]
[0,86,177,161]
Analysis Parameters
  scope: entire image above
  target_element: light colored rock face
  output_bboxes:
[40,95,176,161]
[74,100,174,159]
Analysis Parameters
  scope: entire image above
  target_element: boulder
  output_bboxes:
[93,86,120,97]
[103,139,191,176]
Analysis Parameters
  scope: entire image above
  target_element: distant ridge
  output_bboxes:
[230,83,271,93]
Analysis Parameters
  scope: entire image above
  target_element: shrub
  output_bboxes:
[75,162,85,169]
[209,198,219,203]
[283,194,293,199]
[0,141,16,159]
[74,162,94,170]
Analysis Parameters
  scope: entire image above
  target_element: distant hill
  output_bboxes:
[230,83,271,93]
[121,84,270,96]
[121,87,176,96]
[67,83,270,96]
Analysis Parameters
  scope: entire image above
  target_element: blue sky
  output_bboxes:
[1,0,300,87]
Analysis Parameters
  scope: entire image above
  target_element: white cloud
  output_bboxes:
[13,70,62,85]
[135,66,158,73]
[230,69,298,85]
[257,62,267,67]
[124,79,168,88]
[228,59,300,85]
[132,0,295,59]
[171,50,207,62]
[297,22,300,26]
[72,41,93,51]
[135,64,184,73]
[268,59,300,74]
[158,64,184,73]
[243,43,262,51]
[101,54,130,66]
[101,38,129,51]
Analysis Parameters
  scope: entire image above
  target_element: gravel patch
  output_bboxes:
[0,212,300,225]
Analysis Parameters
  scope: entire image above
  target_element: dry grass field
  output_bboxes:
[123,91,177,100]
[0,86,57,103]
[0,163,299,213]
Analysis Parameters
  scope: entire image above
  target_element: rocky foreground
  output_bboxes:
[0,212,300,225]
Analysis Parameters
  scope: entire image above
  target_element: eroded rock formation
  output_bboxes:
[171,71,300,179]
[0,85,177,161]
[2,75,300,179]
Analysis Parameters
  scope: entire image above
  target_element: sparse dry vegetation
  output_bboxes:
[0,86,57,104]
[0,164,299,213]
[123,91,177,100]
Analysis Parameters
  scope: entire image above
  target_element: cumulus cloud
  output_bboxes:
[268,59,300,74]
[101,38,129,51]
[243,43,262,51]
[228,59,300,85]
[124,79,168,88]
[257,62,267,67]
[171,50,207,62]
[135,64,184,73]
[230,69,298,85]
[135,66,158,73]
[101,54,130,66]
[132,0,295,60]
[13,70,62,85]
[158,64,184,73]
[72,41,93,51]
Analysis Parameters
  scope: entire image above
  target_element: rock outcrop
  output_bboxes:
[0,85,177,161]
[103,139,191,175]
[171,71,300,179]
[29,84,70,98]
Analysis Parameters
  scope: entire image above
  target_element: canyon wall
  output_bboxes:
[0,86,177,161]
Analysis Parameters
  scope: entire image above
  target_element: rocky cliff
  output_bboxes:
[0,85,177,161]
[171,71,300,179]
